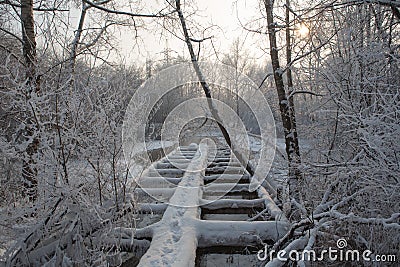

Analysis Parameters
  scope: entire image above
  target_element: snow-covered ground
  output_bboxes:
[0,140,176,264]
[0,131,298,266]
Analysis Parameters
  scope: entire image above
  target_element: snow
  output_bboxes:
[135,213,164,228]
[137,143,208,267]
[200,199,265,210]
[257,186,288,222]
[132,139,290,266]
[146,140,176,151]
[196,220,289,247]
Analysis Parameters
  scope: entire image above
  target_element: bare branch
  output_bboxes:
[83,0,174,18]
[189,36,213,42]
[0,44,25,65]
[288,90,325,98]
[0,28,23,43]
[0,0,69,11]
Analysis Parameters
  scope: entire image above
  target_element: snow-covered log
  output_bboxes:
[196,220,289,246]
[201,198,265,210]
[137,203,169,214]
[258,186,288,222]
[203,173,250,183]
[137,143,208,267]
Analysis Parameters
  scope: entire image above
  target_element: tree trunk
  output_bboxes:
[175,0,255,177]
[21,0,39,201]
[69,1,89,80]
[21,0,37,87]
[263,0,302,219]
[285,0,301,161]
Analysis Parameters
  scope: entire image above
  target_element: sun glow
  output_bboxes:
[297,23,309,38]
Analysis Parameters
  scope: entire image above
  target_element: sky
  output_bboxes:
[5,0,308,69]
[111,0,268,66]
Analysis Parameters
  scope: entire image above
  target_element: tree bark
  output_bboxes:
[21,0,37,88]
[21,0,39,201]
[263,0,302,219]
[285,0,301,161]
[69,1,89,80]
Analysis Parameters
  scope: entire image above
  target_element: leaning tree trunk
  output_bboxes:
[263,0,302,219]
[69,1,89,82]
[285,0,301,161]
[175,0,255,177]
[21,0,39,201]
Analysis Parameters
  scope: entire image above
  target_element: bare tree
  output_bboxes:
[222,38,251,115]
[263,0,302,219]
[175,0,257,178]
[20,0,39,201]
[262,0,400,263]
[285,0,300,162]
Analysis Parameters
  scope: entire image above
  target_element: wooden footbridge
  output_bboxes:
[126,141,289,266]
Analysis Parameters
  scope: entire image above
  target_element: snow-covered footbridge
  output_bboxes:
[125,142,289,266]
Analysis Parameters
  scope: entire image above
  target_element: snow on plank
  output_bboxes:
[137,143,208,267]
[132,142,290,266]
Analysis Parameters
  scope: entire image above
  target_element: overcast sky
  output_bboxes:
[112,0,268,66]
